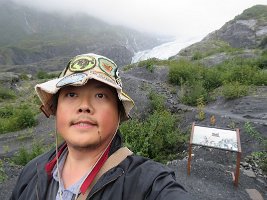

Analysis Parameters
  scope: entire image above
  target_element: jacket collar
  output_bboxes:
[45,131,123,177]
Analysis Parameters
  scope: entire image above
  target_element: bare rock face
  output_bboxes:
[175,5,267,64]
[206,19,267,49]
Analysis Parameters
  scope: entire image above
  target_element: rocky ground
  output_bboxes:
[0,65,266,199]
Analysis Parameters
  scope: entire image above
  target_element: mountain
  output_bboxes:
[173,5,267,65]
[0,0,164,73]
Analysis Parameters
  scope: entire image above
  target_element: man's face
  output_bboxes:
[56,79,119,151]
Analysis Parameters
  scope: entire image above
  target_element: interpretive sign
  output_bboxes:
[187,122,242,186]
[192,125,238,152]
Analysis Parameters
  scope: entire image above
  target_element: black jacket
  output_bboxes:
[10,133,191,200]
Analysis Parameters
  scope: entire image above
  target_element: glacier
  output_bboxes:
[131,37,202,63]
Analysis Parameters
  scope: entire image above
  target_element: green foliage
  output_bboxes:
[221,65,259,85]
[168,54,267,105]
[192,52,203,60]
[121,110,187,163]
[12,142,45,166]
[149,91,165,111]
[0,104,37,134]
[181,81,209,106]
[169,60,203,85]
[235,5,267,21]
[251,151,267,173]
[19,73,30,80]
[257,50,267,69]
[37,70,58,79]
[222,82,249,99]
[0,87,16,101]
[0,159,7,183]
[197,96,206,121]
[244,122,267,148]
[202,68,223,91]
[137,58,158,72]
[120,92,188,163]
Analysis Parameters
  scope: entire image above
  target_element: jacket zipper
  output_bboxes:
[87,170,125,199]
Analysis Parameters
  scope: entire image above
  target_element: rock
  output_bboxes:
[243,169,256,178]
[245,189,264,200]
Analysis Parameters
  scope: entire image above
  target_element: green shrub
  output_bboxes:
[0,87,16,101]
[120,92,188,163]
[168,60,203,85]
[251,152,267,173]
[15,105,37,129]
[0,159,7,183]
[137,58,158,72]
[244,122,267,147]
[12,142,45,166]
[222,82,249,99]
[37,70,58,79]
[149,91,165,111]
[203,68,223,91]
[19,73,30,80]
[192,52,203,60]
[181,81,209,106]
[222,65,258,85]
[0,104,37,134]
[252,70,267,86]
[120,110,187,163]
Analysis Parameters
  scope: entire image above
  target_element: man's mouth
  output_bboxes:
[71,119,97,128]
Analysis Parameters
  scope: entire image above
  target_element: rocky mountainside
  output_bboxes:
[0,0,164,71]
[174,5,267,65]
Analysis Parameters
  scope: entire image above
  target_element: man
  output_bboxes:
[10,53,191,199]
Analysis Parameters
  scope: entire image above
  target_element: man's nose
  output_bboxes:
[78,98,93,114]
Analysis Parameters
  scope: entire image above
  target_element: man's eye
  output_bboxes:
[96,93,105,98]
[67,92,77,97]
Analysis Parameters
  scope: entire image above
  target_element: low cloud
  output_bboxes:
[12,0,267,40]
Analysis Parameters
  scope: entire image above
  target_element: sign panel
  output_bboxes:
[192,125,238,152]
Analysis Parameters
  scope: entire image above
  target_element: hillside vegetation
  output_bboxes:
[0,3,266,184]
[0,0,164,68]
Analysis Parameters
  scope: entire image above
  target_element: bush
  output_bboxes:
[120,110,187,163]
[0,104,37,134]
[252,71,267,86]
[0,87,16,101]
[181,81,209,106]
[120,92,188,163]
[222,82,249,99]
[203,68,223,91]
[168,60,203,85]
[0,159,7,183]
[192,52,203,60]
[37,70,58,79]
[12,142,45,166]
[149,91,165,111]
[137,58,158,72]
[250,152,267,174]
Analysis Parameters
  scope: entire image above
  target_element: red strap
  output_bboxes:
[45,143,67,176]
[80,146,110,194]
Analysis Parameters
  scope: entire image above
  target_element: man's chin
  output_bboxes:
[69,142,101,151]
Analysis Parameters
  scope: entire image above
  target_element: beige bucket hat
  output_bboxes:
[35,53,134,121]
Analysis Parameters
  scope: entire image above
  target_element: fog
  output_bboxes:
[13,0,267,40]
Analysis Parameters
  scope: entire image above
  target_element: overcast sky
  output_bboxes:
[14,0,267,41]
